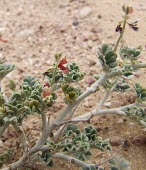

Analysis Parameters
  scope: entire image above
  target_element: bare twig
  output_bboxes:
[54,152,98,168]
[59,116,93,125]
[54,103,80,140]
[72,101,146,122]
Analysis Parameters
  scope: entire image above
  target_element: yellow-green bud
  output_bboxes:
[54,52,62,62]
[122,5,133,15]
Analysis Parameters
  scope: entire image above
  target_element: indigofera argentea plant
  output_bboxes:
[0,5,145,170]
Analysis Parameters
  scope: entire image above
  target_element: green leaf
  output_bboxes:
[82,165,96,170]
[120,46,141,61]
[68,91,77,101]
[0,64,15,80]
[109,156,130,170]
[3,117,10,122]
[110,167,118,170]
[98,168,104,170]
[8,79,16,91]
[9,116,17,121]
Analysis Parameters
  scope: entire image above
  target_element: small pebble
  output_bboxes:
[116,118,123,124]
[110,136,123,146]
[79,6,92,18]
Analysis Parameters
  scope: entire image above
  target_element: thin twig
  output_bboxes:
[54,152,99,168]
[59,116,93,125]
[54,103,80,141]
[72,101,146,122]
[98,156,115,166]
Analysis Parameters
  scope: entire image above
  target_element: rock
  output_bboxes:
[104,102,111,107]
[132,135,146,146]
[129,122,135,127]
[90,27,102,34]
[86,77,95,85]
[87,40,94,48]
[72,17,79,26]
[116,118,123,124]
[39,25,43,30]
[79,6,92,18]
[82,31,91,41]
[59,25,67,33]
[110,136,123,146]
[91,35,99,42]
[89,60,96,67]
[98,14,102,19]
[96,127,102,132]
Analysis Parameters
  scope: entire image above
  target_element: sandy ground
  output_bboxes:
[0,0,146,169]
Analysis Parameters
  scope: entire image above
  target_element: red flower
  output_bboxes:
[59,57,67,65]
[58,57,69,74]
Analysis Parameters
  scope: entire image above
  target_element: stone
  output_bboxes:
[116,118,123,124]
[86,77,95,85]
[89,60,96,67]
[82,31,91,41]
[110,136,123,146]
[72,17,79,26]
[104,102,111,107]
[79,6,92,18]
[129,122,135,127]
[132,135,146,146]
[87,40,94,48]
[59,25,67,33]
[91,35,99,42]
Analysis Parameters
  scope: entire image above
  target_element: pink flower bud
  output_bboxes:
[42,86,52,98]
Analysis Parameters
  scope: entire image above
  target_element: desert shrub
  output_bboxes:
[0,5,145,170]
